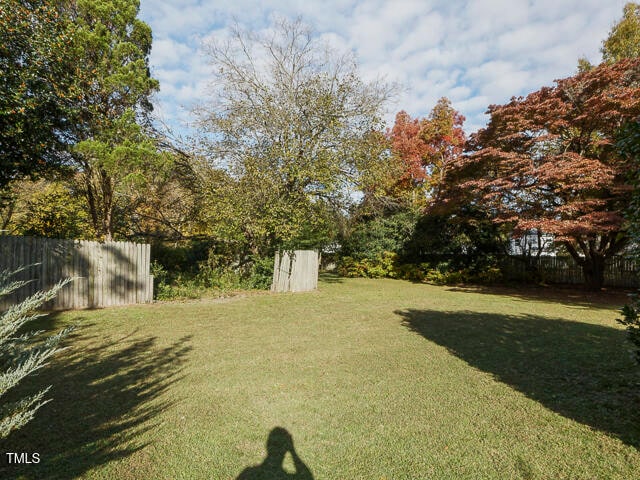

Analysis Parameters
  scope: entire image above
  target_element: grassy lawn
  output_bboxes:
[2,276,639,479]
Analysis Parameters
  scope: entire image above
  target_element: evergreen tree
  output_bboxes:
[603,4,640,361]
[617,121,640,363]
[66,0,160,240]
[0,269,73,438]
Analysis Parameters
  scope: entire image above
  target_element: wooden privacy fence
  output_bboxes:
[271,250,319,293]
[501,255,638,288]
[0,235,153,309]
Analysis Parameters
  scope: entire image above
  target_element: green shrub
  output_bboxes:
[424,269,447,285]
[340,210,419,261]
[370,252,398,278]
[445,270,469,284]
[337,251,505,286]
[618,294,640,364]
[474,267,503,284]
[394,263,425,282]
[197,255,274,291]
[435,261,452,274]
[424,268,468,285]
[337,252,400,279]
[151,240,212,280]
[337,256,366,278]
[422,264,503,286]
[338,252,424,281]
[150,261,208,300]
[247,256,275,290]
[155,278,206,301]
[150,260,168,289]
[402,208,509,267]
[197,264,243,290]
[150,242,274,300]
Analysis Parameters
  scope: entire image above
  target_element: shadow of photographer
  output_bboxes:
[237,427,313,480]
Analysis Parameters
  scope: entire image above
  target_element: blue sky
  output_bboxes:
[138,0,628,138]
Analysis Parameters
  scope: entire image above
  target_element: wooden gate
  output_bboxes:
[271,250,319,293]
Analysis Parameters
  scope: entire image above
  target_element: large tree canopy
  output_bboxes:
[0,0,76,188]
[454,59,640,290]
[196,18,393,254]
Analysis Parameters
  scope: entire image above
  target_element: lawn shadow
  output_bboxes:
[397,308,640,448]
[0,314,192,479]
[444,284,631,309]
[237,427,314,480]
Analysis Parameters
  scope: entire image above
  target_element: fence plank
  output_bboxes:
[141,244,147,302]
[146,244,153,302]
[97,244,104,308]
[136,243,143,302]
[128,242,134,305]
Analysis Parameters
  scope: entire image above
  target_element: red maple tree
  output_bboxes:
[456,59,640,289]
[388,110,429,192]
[387,98,466,206]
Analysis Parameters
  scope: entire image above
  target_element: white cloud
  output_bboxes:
[151,39,193,67]
[139,0,629,136]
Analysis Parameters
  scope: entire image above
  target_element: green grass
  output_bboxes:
[2,276,639,479]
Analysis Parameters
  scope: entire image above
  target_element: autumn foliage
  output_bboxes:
[454,59,640,289]
[388,110,429,189]
[387,98,465,205]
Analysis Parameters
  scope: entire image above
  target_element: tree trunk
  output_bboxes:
[101,170,114,241]
[581,254,606,291]
[84,170,100,238]
[563,240,607,291]
[1,195,15,232]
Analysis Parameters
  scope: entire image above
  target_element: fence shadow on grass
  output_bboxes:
[396,308,640,449]
[0,317,192,479]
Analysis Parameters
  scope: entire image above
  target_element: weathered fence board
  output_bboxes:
[0,235,153,309]
[271,250,319,293]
